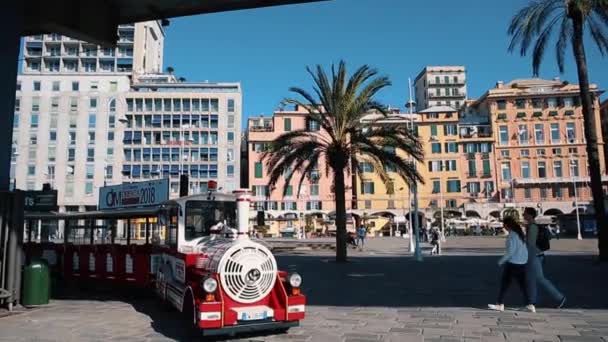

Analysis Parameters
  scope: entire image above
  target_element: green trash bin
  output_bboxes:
[22,259,50,306]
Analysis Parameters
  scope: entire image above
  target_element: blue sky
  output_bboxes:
[163,0,607,124]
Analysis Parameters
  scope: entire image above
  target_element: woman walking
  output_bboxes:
[488,217,535,313]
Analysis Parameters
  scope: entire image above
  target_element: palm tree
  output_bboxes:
[166,66,174,75]
[508,0,608,259]
[178,77,187,82]
[262,61,424,262]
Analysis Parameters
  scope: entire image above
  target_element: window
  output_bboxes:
[85,182,94,195]
[563,97,573,107]
[499,126,508,145]
[51,81,60,91]
[482,159,491,176]
[255,162,263,178]
[444,124,457,136]
[360,162,374,173]
[518,124,529,144]
[310,184,319,196]
[552,148,562,155]
[430,124,438,136]
[468,182,481,193]
[227,132,234,144]
[534,124,544,144]
[227,99,235,112]
[227,115,235,129]
[444,160,457,171]
[566,122,576,142]
[48,146,56,162]
[28,147,36,161]
[49,131,56,142]
[521,161,530,178]
[87,148,95,162]
[28,165,36,176]
[500,150,510,158]
[515,99,526,109]
[15,98,20,112]
[29,133,37,145]
[537,148,546,156]
[88,132,95,144]
[538,161,547,178]
[428,160,443,172]
[497,100,507,110]
[570,159,580,177]
[445,142,458,153]
[431,143,442,154]
[519,149,529,157]
[532,98,543,109]
[432,180,441,193]
[550,123,560,143]
[210,99,219,112]
[33,81,41,91]
[50,97,59,112]
[30,114,39,128]
[547,97,557,108]
[468,160,477,177]
[552,185,563,199]
[284,118,292,132]
[13,114,19,128]
[524,188,532,200]
[72,81,79,91]
[31,97,40,112]
[446,179,461,193]
[88,113,96,128]
[361,181,375,194]
[553,161,563,177]
[501,162,511,181]
[89,97,97,109]
[308,119,321,131]
[86,164,94,179]
[106,165,113,179]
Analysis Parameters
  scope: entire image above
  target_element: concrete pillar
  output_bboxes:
[0,4,22,191]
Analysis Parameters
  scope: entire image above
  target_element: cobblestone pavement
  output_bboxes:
[1,237,607,342]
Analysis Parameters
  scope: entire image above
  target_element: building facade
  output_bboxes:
[246,105,352,237]
[13,21,242,214]
[464,78,607,218]
[122,76,242,195]
[414,66,467,111]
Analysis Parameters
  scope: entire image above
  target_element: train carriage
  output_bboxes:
[24,188,305,336]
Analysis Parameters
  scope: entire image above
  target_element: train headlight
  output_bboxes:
[202,277,218,293]
[288,273,302,288]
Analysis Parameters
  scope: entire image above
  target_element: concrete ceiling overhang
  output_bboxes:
[20,0,327,45]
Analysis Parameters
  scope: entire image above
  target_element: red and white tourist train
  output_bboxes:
[24,183,305,336]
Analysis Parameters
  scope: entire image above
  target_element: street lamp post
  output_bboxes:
[569,150,582,240]
[400,186,414,252]
[406,78,422,262]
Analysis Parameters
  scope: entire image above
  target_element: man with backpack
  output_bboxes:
[523,207,567,308]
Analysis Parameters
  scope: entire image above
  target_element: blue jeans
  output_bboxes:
[527,255,564,304]
[357,237,365,247]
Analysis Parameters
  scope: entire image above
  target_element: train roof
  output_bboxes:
[24,191,240,220]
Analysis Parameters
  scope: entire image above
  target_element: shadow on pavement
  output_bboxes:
[277,254,608,309]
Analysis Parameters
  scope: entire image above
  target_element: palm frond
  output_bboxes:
[532,15,562,75]
[556,17,573,73]
[587,14,608,55]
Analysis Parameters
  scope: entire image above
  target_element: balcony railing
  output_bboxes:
[250,125,273,132]
[513,175,608,185]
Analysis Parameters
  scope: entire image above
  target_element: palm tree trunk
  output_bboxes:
[571,13,608,260]
[334,165,347,262]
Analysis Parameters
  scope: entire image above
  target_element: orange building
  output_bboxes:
[246,105,353,237]
[465,78,607,217]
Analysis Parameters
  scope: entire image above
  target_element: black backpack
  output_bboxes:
[536,225,551,252]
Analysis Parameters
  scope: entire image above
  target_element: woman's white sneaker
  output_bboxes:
[525,304,536,313]
[488,304,504,311]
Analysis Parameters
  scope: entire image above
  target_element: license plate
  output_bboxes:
[240,311,268,321]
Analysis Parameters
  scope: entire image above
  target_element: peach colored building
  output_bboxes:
[246,105,352,237]
[466,78,607,217]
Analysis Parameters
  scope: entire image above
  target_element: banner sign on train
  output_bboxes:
[99,179,169,210]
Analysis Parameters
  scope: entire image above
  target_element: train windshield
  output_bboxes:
[184,200,237,241]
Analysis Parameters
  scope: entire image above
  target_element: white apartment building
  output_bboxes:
[414,66,467,111]
[13,21,242,213]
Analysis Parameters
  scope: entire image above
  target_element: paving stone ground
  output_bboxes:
[1,237,607,342]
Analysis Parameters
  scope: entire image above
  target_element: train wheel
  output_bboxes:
[181,292,198,338]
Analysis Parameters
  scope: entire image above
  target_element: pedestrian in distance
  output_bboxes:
[430,229,440,255]
[357,225,367,251]
[523,207,566,309]
[488,217,535,313]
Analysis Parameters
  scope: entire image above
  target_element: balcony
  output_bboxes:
[428,79,466,86]
[250,125,273,132]
[428,92,464,99]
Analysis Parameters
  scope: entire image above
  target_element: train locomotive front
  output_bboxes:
[154,189,305,336]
